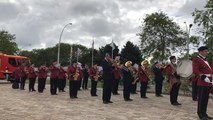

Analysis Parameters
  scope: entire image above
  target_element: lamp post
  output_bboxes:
[184,22,193,59]
[57,23,72,64]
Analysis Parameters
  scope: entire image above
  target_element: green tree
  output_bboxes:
[138,12,186,61]
[192,0,213,50]
[99,43,119,59]
[120,41,142,64]
[0,30,18,54]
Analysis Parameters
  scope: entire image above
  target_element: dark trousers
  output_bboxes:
[20,76,27,90]
[192,81,198,100]
[38,78,46,93]
[69,80,79,98]
[197,86,211,119]
[140,81,148,97]
[155,80,163,96]
[78,79,82,90]
[82,77,88,89]
[58,78,66,91]
[131,83,137,93]
[50,78,58,95]
[123,80,131,100]
[170,83,181,104]
[91,80,98,96]
[102,79,112,102]
[29,78,36,91]
[112,79,120,94]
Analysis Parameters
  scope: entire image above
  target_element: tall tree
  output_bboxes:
[99,43,119,59]
[192,0,213,50]
[120,41,142,64]
[0,30,18,54]
[138,12,186,61]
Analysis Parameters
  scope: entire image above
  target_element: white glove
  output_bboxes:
[204,77,211,83]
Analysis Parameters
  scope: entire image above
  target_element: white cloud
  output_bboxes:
[0,0,207,51]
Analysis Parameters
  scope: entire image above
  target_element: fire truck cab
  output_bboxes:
[0,53,30,81]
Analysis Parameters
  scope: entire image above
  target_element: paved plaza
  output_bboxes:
[0,82,213,120]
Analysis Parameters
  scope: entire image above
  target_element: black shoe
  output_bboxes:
[156,95,163,97]
[74,96,78,98]
[103,101,108,104]
[193,99,198,101]
[91,94,98,97]
[62,90,66,92]
[32,90,36,92]
[172,102,181,106]
[141,96,148,99]
[125,99,133,101]
[131,92,137,94]
[107,101,113,103]
[201,117,208,120]
[206,115,213,119]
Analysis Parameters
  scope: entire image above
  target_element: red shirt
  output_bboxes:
[13,68,21,79]
[193,56,213,86]
[112,67,121,80]
[89,67,97,80]
[67,66,82,81]
[49,65,59,79]
[58,67,66,79]
[37,66,47,79]
[28,66,36,78]
[138,67,149,82]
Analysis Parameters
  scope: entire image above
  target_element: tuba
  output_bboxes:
[141,59,152,79]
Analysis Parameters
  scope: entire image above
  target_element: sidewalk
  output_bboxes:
[0,83,212,120]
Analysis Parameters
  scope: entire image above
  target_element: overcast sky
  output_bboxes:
[0,0,207,51]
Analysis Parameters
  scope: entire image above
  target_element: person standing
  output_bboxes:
[89,63,99,96]
[49,61,59,95]
[82,64,89,90]
[37,64,47,93]
[192,46,213,120]
[19,64,27,90]
[28,64,36,92]
[112,60,121,95]
[12,67,21,89]
[138,60,150,98]
[101,53,113,104]
[58,65,67,92]
[189,76,198,101]
[121,61,133,101]
[67,62,82,99]
[164,56,181,105]
[153,62,164,97]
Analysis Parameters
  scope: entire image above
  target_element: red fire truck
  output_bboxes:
[0,53,30,81]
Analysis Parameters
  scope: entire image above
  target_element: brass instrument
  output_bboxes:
[73,68,80,80]
[94,68,100,81]
[132,69,139,84]
[141,59,152,79]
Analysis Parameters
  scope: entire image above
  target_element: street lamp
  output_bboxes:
[184,22,193,59]
[57,23,72,64]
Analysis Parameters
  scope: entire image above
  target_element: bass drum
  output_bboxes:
[176,59,193,78]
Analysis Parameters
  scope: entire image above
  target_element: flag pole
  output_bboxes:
[77,48,79,63]
[70,45,73,66]
[111,38,114,59]
[92,38,94,66]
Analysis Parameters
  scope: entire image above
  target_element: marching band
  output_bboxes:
[10,46,213,120]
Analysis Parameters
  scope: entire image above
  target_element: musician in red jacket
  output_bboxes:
[164,56,181,106]
[67,62,82,99]
[49,61,59,95]
[138,60,150,98]
[19,64,27,90]
[193,46,213,120]
[112,61,121,95]
[28,64,36,92]
[89,63,98,96]
[37,63,47,93]
[58,65,67,92]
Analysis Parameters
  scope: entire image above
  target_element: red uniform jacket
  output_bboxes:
[19,65,27,78]
[193,56,213,87]
[37,66,47,79]
[89,67,97,80]
[67,66,82,81]
[112,67,121,80]
[163,64,173,82]
[49,65,59,79]
[13,68,21,79]
[28,66,36,79]
[138,67,149,82]
[58,67,66,79]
